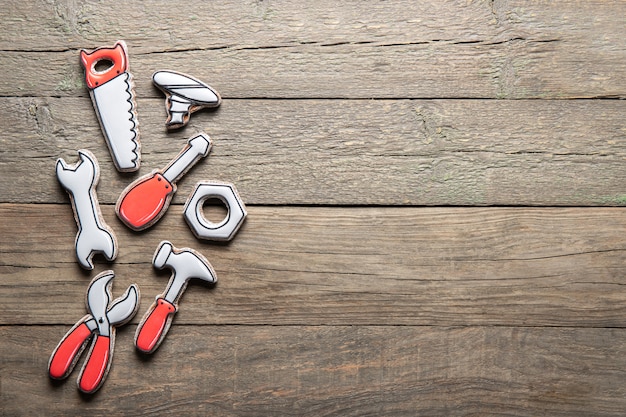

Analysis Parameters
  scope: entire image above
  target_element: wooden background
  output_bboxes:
[1,1,625,415]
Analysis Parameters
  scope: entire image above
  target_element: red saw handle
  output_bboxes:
[79,335,111,394]
[117,173,174,230]
[49,322,92,379]
[80,41,128,89]
[135,298,177,353]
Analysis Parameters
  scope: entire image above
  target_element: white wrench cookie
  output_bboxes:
[56,150,117,270]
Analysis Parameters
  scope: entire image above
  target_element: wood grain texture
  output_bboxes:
[1,1,625,98]
[3,325,626,416]
[1,97,625,206]
[2,1,625,414]
[2,204,625,327]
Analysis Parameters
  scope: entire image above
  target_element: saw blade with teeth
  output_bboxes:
[81,40,140,172]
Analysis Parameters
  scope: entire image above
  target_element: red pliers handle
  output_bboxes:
[48,319,113,393]
[48,273,139,394]
[49,321,93,380]
[79,335,111,393]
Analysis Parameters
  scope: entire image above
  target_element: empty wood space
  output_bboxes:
[1,1,625,415]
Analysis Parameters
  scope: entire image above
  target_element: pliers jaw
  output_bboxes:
[86,272,114,337]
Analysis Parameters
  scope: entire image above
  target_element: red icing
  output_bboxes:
[80,41,128,89]
[136,298,176,353]
[118,173,173,230]
[79,336,110,393]
[49,322,92,379]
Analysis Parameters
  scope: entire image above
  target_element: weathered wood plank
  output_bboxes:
[2,204,625,326]
[3,325,626,416]
[2,0,500,51]
[1,97,625,206]
[2,1,624,414]
[1,1,624,98]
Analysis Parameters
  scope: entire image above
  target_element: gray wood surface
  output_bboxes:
[1,97,625,206]
[1,0,625,415]
[3,326,626,416]
[2,1,626,99]
[2,204,625,327]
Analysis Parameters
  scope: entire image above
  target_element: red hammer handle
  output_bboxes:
[79,335,111,393]
[135,298,177,353]
[49,322,92,379]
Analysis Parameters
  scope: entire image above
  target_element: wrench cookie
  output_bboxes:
[56,150,118,270]
[135,241,217,353]
[81,40,140,172]
[49,271,139,393]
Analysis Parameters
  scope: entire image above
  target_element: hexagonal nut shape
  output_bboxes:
[183,181,247,241]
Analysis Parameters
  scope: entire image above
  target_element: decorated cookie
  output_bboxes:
[152,70,221,130]
[48,271,139,394]
[135,241,217,354]
[116,133,212,231]
[81,40,140,172]
[183,181,247,241]
[56,150,118,270]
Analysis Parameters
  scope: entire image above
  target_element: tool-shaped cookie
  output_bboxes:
[152,70,221,130]
[135,241,216,353]
[56,150,117,270]
[116,133,211,231]
[49,272,139,394]
[81,40,140,172]
[183,181,247,241]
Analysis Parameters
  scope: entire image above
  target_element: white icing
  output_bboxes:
[153,70,221,128]
[56,150,118,269]
[183,182,247,241]
[162,134,211,183]
[152,241,217,303]
[91,73,140,171]
[153,71,220,104]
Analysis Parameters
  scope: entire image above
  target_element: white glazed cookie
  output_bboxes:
[56,150,118,270]
[81,40,140,172]
[183,181,247,241]
[135,241,217,354]
[48,272,139,394]
[152,70,221,130]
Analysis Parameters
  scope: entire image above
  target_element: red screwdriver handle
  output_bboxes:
[79,335,111,394]
[116,134,210,231]
[117,173,174,230]
[49,322,92,379]
[135,298,177,353]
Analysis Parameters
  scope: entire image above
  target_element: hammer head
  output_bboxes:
[153,241,217,303]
